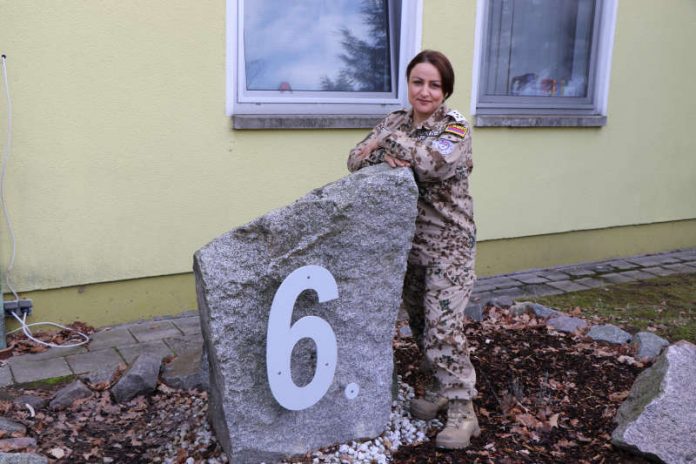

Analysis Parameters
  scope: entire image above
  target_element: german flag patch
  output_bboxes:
[444,124,468,138]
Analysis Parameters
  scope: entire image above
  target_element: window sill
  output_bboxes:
[232,114,384,130]
[474,114,607,128]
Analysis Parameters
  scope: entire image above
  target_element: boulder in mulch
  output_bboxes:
[48,380,92,410]
[631,332,669,361]
[587,324,632,345]
[110,353,161,403]
[0,419,25,437]
[0,452,47,464]
[612,340,696,463]
[11,396,46,412]
[195,164,417,463]
[509,302,562,319]
[161,349,206,390]
[547,315,588,333]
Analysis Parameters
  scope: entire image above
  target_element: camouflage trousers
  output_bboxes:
[402,263,477,401]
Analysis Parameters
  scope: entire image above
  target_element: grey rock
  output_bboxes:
[0,418,25,437]
[528,303,562,319]
[161,348,206,390]
[508,301,564,319]
[48,380,92,410]
[464,303,483,322]
[632,332,670,361]
[110,353,161,403]
[547,315,588,333]
[587,324,632,345]
[80,365,120,386]
[508,301,562,319]
[195,164,418,463]
[486,295,514,309]
[0,453,48,464]
[11,396,47,412]
[612,341,696,463]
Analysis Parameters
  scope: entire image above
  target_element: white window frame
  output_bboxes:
[226,0,423,119]
[470,0,618,121]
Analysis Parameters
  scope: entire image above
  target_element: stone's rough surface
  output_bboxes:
[111,353,161,403]
[48,381,92,411]
[587,324,632,345]
[0,418,26,437]
[612,341,696,464]
[547,316,588,333]
[195,165,418,464]
[632,332,670,361]
[161,348,206,390]
[0,453,48,464]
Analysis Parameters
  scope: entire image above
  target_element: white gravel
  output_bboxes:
[284,376,443,464]
[156,376,441,464]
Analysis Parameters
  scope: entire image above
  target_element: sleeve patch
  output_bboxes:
[432,138,455,156]
[444,124,468,138]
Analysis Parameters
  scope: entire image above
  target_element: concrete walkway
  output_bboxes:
[1,248,695,388]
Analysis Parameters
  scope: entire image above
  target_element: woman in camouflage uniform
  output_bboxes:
[347,50,479,449]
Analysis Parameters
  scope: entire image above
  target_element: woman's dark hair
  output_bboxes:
[406,50,455,100]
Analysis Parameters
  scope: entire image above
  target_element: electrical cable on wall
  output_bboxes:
[1,55,89,348]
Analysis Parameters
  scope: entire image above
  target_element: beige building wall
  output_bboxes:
[1,0,694,327]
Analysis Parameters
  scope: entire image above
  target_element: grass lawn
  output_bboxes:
[529,272,696,344]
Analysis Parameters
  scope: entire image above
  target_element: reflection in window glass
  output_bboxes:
[485,0,595,97]
[243,0,392,93]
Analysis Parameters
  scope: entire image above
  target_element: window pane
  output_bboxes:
[243,0,392,93]
[485,0,595,98]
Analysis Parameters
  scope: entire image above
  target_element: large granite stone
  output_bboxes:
[0,452,47,464]
[194,165,418,463]
[612,341,696,463]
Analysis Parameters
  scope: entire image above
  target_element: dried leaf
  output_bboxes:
[609,390,630,402]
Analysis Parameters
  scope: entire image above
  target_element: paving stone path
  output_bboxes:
[1,248,695,387]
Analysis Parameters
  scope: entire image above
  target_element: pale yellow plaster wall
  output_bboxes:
[421,0,696,241]
[1,0,695,303]
[0,1,355,292]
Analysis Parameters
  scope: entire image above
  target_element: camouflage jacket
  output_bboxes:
[347,104,476,285]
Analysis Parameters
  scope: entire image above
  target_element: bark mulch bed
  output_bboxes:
[393,308,651,464]
[0,307,652,463]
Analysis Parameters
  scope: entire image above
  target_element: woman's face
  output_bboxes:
[408,62,444,123]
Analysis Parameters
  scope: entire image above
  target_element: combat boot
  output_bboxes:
[435,400,481,449]
[410,390,448,420]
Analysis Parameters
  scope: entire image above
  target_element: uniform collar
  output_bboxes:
[408,103,449,130]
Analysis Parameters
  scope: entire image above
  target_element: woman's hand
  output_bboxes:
[385,154,411,168]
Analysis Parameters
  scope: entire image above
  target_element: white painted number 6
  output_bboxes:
[266,265,338,411]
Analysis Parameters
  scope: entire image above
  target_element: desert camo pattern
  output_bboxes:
[347,104,477,399]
